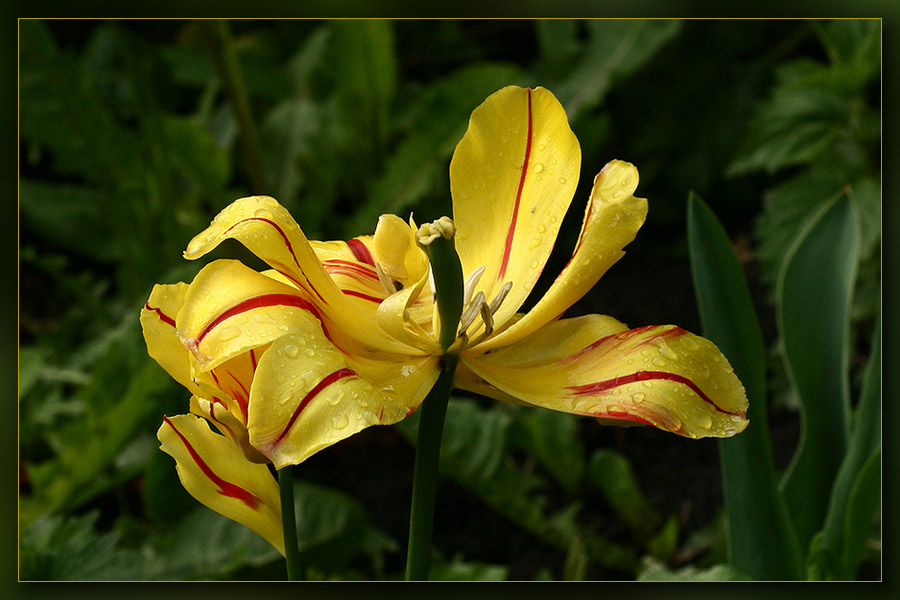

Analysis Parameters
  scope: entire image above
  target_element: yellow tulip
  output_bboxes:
[142,85,748,554]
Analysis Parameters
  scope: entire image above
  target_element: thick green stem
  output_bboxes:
[405,353,458,581]
[278,466,303,581]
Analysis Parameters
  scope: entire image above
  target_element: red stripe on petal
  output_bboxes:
[342,289,383,303]
[162,416,262,509]
[196,293,321,344]
[144,303,176,327]
[498,88,533,282]
[324,259,379,281]
[272,368,356,446]
[569,370,745,417]
[224,217,326,303]
[347,239,375,266]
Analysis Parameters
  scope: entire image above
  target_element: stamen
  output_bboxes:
[375,262,398,296]
[463,265,486,307]
[488,281,514,315]
[479,300,494,336]
[458,291,485,337]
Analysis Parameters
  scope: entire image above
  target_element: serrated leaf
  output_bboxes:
[778,193,860,553]
[687,193,802,579]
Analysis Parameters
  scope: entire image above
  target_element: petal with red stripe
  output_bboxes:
[462,315,749,438]
[450,86,581,332]
[476,160,648,352]
[248,326,440,469]
[183,195,411,354]
[157,413,284,554]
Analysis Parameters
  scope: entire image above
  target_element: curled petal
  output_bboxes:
[157,414,284,554]
[190,395,268,463]
[476,160,648,352]
[462,315,749,438]
[183,195,410,354]
[248,325,440,469]
[451,86,581,330]
[141,283,206,396]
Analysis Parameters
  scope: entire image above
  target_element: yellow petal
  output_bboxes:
[375,271,439,354]
[157,414,284,554]
[176,259,332,372]
[248,318,440,468]
[183,195,411,354]
[190,395,268,463]
[141,283,206,396]
[462,316,749,438]
[476,160,648,352]
[372,214,429,286]
[450,86,581,330]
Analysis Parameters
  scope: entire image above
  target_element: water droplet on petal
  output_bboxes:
[642,380,654,388]
[652,357,667,368]
[533,162,544,173]
[528,237,542,249]
[218,327,240,341]
[559,178,567,185]
[530,259,539,269]
[331,414,349,430]
[278,390,293,406]
[304,348,316,357]
[283,344,299,358]
[632,392,645,403]
[537,224,546,233]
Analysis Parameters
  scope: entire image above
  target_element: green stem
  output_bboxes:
[278,466,303,581]
[207,19,267,193]
[405,353,458,581]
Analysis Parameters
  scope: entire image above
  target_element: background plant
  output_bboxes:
[18,19,881,580]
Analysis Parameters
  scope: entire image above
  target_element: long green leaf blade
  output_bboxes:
[687,193,802,579]
[778,192,860,553]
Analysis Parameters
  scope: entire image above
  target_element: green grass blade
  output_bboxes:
[777,192,860,554]
[687,193,802,579]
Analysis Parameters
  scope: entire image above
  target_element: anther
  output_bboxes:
[479,300,494,336]
[458,291,485,337]
[488,281,513,315]
[463,265,486,307]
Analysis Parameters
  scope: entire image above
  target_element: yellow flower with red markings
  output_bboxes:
[142,85,748,553]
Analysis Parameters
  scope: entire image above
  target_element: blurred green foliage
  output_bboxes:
[18,19,880,580]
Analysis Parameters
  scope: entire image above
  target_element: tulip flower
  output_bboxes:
[142,85,748,580]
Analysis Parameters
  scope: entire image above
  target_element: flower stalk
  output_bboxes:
[278,466,303,581]
[405,217,465,580]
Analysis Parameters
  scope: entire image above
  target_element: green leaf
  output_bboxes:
[512,409,585,494]
[331,19,397,168]
[587,448,662,542]
[259,97,321,204]
[778,192,860,553]
[18,346,45,400]
[637,558,751,581]
[817,316,880,577]
[19,511,154,581]
[727,85,850,176]
[687,193,803,579]
[841,448,881,577]
[428,557,508,581]
[553,19,682,121]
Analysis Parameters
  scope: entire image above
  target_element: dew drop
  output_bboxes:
[549,215,558,223]
[533,162,544,173]
[658,342,679,361]
[652,357,667,368]
[642,380,654,389]
[559,178,567,185]
[283,344,300,358]
[331,414,349,430]
[528,237,542,249]
[304,348,316,357]
[277,390,293,406]
[217,327,240,341]
[537,224,546,233]
[327,391,343,406]
[530,259,539,269]
[632,392,645,403]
